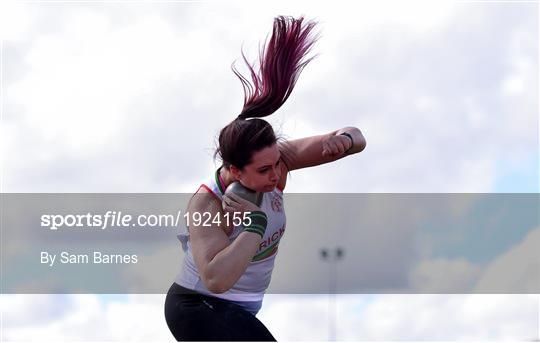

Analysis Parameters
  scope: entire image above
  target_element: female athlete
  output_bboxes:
[165,15,366,341]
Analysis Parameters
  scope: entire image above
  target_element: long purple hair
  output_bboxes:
[215,16,319,170]
[232,15,320,119]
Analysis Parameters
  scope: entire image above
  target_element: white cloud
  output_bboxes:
[9,9,186,153]
[1,1,538,341]
[336,294,538,340]
[474,226,540,293]
[0,1,32,41]
[408,226,539,294]
[257,294,331,341]
[1,293,171,341]
[409,257,482,293]
[257,293,540,341]
[3,1,536,192]
[3,292,537,341]
[105,294,171,341]
[2,294,111,341]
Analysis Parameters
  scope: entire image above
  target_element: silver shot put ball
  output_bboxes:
[224,181,263,206]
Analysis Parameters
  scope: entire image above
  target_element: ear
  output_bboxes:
[229,165,242,180]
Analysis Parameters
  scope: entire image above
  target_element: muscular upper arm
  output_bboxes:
[277,130,347,172]
[187,188,231,284]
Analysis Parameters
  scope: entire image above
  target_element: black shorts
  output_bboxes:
[164,282,277,341]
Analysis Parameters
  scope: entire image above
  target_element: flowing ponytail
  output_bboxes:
[232,15,320,120]
[215,16,318,170]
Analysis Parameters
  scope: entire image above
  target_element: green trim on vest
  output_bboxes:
[215,166,225,195]
[252,240,280,261]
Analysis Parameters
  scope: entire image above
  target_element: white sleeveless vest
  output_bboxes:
[174,166,286,312]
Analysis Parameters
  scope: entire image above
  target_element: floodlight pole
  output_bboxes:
[320,247,344,341]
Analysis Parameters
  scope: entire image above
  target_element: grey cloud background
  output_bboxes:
[2,0,537,192]
[3,293,538,341]
[1,0,538,341]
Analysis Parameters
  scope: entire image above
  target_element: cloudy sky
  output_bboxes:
[1,0,538,341]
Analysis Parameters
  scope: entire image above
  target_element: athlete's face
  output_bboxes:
[232,144,282,193]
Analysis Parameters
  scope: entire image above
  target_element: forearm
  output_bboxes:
[336,127,366,154]
[205,231,261,293]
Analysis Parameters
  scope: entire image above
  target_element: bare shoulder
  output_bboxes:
[188,185,234,236]
[188,186,221,213]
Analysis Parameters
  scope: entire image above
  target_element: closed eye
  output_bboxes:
[259,159,281,173]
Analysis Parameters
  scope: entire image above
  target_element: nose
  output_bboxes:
[269,167,279,183]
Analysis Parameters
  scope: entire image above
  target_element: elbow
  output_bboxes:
[203,274,232,294]
[207,280,228,294]
[200,262,233,294]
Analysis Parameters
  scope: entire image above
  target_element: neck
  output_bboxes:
[219,166,237,190]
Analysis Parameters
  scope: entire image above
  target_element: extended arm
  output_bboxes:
[278,126,366,171]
